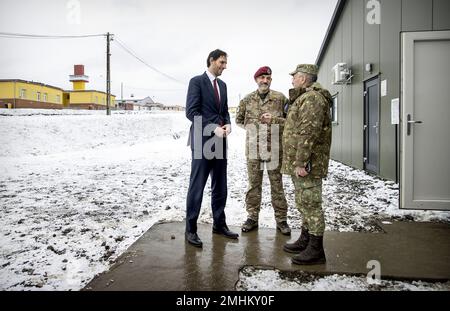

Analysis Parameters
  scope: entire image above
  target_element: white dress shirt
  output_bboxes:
[205,70,221,101]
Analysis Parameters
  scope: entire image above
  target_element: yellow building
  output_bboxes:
[0,64,116,110]
[64,90,116,110]
[0,79,64,109]
[65,65,116,110]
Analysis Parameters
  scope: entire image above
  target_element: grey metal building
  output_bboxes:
[315,0,450,184]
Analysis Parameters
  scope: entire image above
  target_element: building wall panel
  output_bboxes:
[433,0,450,30]
[379,0,402,181]
[401,0,433,31]
[350,0,365,169]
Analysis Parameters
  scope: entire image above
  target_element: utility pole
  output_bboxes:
[106,32,112,116]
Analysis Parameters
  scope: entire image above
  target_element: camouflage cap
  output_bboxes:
[289,64,319,76]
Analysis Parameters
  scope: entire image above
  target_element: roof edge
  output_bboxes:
[64,90,116,96]
[315,0,347,67]
[0,79,65,92]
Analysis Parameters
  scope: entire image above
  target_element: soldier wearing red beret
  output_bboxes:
[236,66,291,235]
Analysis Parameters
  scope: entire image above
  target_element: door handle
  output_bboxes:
[407,114,423,136]
[373,122,379,134]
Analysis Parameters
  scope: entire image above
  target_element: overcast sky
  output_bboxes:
[0,0,338,106]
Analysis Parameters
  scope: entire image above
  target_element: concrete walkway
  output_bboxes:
[84,221,450,291]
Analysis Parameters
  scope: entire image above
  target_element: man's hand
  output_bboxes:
[295,166,309,177]
[214,126,226,138]
[222,124,232,137]
[260,113,272,124]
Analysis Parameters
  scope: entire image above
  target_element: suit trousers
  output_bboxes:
[186,147,227,233]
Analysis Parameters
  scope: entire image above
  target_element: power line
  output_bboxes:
[114,36,186,86]
[0,32,105,39]
[0,31,112,116]
[0,31,187,88]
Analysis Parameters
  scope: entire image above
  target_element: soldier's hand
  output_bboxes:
[260,113,272,124]
[214,126,226,138]
[222,124,232,136]
[295,166,309,177]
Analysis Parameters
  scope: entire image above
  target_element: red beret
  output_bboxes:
[254,66,272,79]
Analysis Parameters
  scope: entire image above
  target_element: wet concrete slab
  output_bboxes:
[84,221,450,291]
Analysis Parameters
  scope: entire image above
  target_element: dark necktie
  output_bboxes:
[213,78,220,109]
[213,78,223,126]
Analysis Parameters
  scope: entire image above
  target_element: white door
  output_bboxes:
[401,30,450,210]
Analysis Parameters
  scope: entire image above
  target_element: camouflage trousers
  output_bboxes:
[291,175,325,236]
[245,159,288,223]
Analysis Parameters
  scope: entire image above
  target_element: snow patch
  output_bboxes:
[237,267,450,291]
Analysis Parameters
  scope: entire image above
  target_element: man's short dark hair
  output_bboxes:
[207,49,227,67]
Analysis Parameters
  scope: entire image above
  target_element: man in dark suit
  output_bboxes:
[185,49,239,248]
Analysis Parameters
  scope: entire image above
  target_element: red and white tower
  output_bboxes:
[69,65,89,90]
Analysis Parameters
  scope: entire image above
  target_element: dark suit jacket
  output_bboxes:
[186,72,231,150]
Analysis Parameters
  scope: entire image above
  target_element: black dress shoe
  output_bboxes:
[212,225,239,239]
[185,232,203,248]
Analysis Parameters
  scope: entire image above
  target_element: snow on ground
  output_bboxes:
[0,109,190,290]
[0,107,147,117]
[0,108,449,290]
[319,161,449,232]
[237,267,450,291]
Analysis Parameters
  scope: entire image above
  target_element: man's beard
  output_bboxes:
[258,84,270,93]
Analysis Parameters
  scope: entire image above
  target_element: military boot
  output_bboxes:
[241,218,258,232]
[283,227,309,253]
[291,234,326,265]
[276,221,291,236]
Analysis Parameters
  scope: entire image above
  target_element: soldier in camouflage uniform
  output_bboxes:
[236,66,291,235]
[281,64,332,265]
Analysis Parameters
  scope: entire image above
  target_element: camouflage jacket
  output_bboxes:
[281,83,332,177]
[236,90,289,160]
